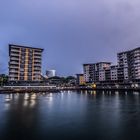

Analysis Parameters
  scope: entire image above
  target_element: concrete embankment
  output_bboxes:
[0,86,140,94]
[0,86,60,93]
[59,87,140,91]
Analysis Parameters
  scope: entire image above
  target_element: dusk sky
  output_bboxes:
[0,0,140,76]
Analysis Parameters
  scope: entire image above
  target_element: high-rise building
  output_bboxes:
[83,47,140,84]
[117,51,129,82]
[128,47,140,81]
[83,62,111,83]
[117,47,140,82]
[83,64,94,83]
[110,65,118,81]
[9,44,43,81]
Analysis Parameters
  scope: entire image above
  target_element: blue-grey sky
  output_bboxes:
[0,0,140,76]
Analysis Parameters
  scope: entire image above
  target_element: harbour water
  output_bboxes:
[0,90,140,140]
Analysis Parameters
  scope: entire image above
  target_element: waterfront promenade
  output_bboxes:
[0,85,140,93]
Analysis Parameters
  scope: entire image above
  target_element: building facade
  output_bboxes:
[83,47,140,84]
[117,47,140,82]
[110,65,118,81]
[46,70,56,78]
[117,51,129,82]
[83,62,111,83]
[128,47,140,81]
[83,64,94,83]
[76,74,85,85]
[9,44,43,81]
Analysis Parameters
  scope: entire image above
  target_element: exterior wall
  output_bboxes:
[99,70,105,81]
[105,69,111,81]
[46,70,56,78]
[83,64,90,82]
[110,66,118,81]
[83,64,95,83]
[129,48,140,80]
[117,52,129,81]
[117,47,140,82]
[83,62,111,83]
[83,48,140,83]
[76,74,85,85]
[9,44,43,81]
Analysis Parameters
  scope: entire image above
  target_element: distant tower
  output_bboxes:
[46,70,56,78]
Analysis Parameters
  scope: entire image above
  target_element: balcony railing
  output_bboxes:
[10,57,19,61]
[9,70,18,73]
[9,65,19,69]
[11,49,20,53]
[34,51,42,55]
[9,74,18,77]
[34,60,41,63]
[10,61,19,65]
[34,56,41,59]
[10,53,20,57]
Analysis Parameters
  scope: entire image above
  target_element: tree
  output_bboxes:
[0,74,8,86]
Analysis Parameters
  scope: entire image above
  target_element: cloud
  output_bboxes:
[0,0,140,75]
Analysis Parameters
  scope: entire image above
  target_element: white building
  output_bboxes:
[46,70,56,78]
[83,62,111,83]
[110,65,118,81]
[117,52,129,81]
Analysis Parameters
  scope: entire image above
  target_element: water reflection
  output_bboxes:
[0,91,140,140]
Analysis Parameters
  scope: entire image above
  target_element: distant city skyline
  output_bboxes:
[0,0,140,76]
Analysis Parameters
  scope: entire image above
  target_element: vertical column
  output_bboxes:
[39,51,41,81]
[18,48,21,81]
[32,50,34,81]
[24,48,29,81]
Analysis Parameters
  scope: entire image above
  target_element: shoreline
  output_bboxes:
[0,86,140,94]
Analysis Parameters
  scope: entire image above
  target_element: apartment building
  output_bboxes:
[83,62,111,83]
[83,47,140,84]
[128,47,140,81]
[117,47,140,82]
[98,62,111,82]
[83,64,94,83]
[110,65,118,81]
[117,51,129,82]
[9,44,43,81]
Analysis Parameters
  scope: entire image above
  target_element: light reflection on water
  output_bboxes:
[0,91,140,140]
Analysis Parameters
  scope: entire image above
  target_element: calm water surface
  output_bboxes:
[0,90,140,140]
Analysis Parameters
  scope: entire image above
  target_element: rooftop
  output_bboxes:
[9,44,44,51]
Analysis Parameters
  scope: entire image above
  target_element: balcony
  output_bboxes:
[34,59,41,63]
[9,65,19,69]
[9,61,19,65]
[10,57,19,61]
[34,68,41,71]
[34,64,41,67]
[9,77,18,81]
[9,70,18,73]
[34,69,41,72]
[11,49,20,53]
[34,56,41,59]
[10,53,20,57]
[9,74,18,77]
[34,51,42,55]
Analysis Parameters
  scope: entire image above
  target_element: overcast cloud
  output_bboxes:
[0,0,140,75]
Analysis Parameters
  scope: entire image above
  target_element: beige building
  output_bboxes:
[76,74,85,85]
[9,44,43,81]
